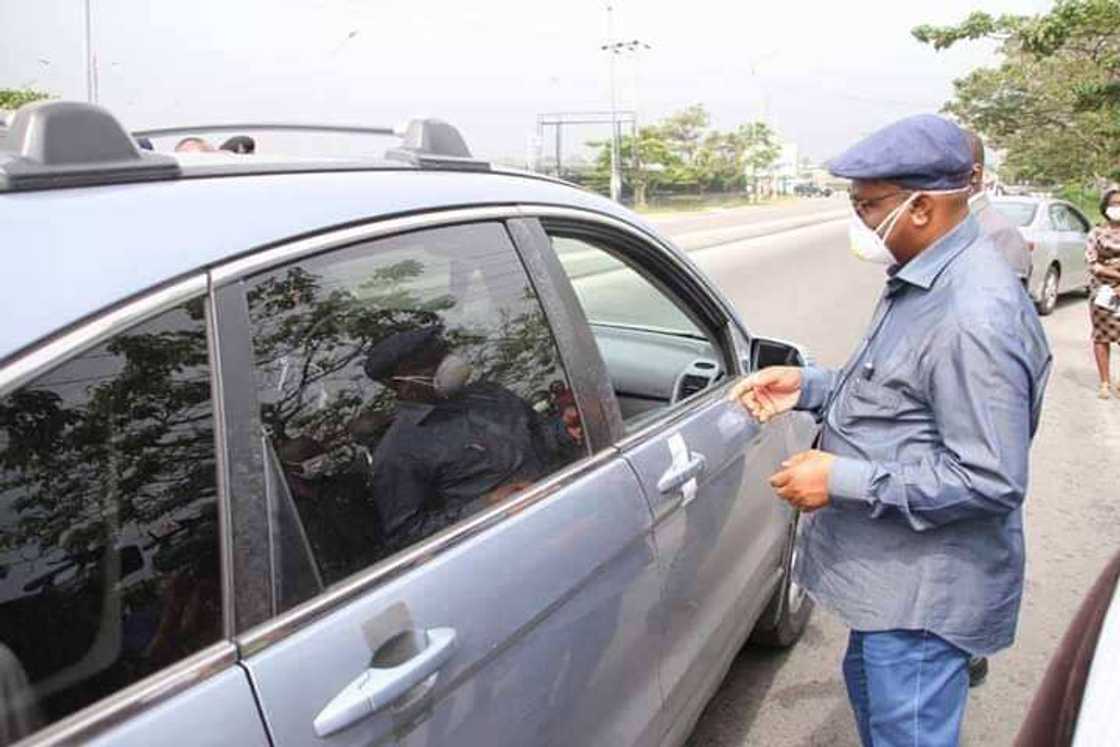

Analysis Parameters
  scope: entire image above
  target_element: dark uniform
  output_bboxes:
[371,381,579,551]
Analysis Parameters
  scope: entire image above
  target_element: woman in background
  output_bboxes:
[1087,187,1120,399]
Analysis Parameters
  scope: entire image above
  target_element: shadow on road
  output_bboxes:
[686,619,859,747]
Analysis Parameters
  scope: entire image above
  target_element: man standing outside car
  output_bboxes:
[730,115,1051,746]
[965,130,1032,286]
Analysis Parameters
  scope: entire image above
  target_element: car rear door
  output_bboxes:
[216,213,665,747]
[532,210,814,742]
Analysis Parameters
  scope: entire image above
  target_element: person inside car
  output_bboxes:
[363,325,582,553]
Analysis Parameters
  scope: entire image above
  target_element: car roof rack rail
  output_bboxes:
[134,118,490,172]
[0,101,180,192]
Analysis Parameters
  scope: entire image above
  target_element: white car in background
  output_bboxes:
[990,196,1093,315]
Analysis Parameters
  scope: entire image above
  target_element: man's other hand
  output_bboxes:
[769,450,835,512]
[728,366,803,423]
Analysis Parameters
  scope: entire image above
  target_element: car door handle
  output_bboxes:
[313,627,457,738]
[657,452,707,494]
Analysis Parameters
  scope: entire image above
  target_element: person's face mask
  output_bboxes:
[1106,205,1120,223]
[391,353,472,398]
[849,194,917,265]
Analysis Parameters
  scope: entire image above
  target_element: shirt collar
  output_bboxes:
[888,214,979,295]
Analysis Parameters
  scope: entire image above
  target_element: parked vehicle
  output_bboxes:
[0,101,817,747]
[793,181,832,198]
[990,195,1093,315]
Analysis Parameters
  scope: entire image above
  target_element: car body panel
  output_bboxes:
[84,666,269,747]
[621,391,800,735]
[241,456,666,747]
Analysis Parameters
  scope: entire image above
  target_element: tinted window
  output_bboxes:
[246,223,585,602]
[1062,206,1090,233]
[991,201,1038,227]
[0,300,221,744]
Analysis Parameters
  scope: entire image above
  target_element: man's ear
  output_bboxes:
[909,194,934,228]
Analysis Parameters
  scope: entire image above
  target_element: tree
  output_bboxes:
[0,88,50,111]
[738,122,781,201]
[913,0,1120,185]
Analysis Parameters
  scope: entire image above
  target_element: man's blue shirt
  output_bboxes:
[794,214,1052,655]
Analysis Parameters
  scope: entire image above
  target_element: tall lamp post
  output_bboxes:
[601,18,651,203]
[84,0,98,104]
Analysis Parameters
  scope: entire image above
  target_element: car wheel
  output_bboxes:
[1037,264,1060,316]
[749,516,813,647]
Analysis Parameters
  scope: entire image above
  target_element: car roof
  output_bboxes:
[0,168,652,363]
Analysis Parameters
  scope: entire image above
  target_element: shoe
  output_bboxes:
[1101,383,1112,400]
[968,656,988,688]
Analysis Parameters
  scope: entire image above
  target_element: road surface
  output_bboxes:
[632,201,1120,746]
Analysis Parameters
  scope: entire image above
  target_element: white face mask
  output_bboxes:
[1106,205,1120,222]
[848,186,972,265]
[393,353,472,398]
[848,194,917,265]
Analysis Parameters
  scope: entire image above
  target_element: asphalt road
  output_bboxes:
[642,203,1120,746]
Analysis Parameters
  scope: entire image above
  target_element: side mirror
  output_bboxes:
[749,336,814,371]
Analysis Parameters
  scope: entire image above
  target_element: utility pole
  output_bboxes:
[84,0,98,104]
[603,3,622,202]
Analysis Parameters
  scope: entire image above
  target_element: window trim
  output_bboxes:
[13,642,237,747]
[505,217,621,451]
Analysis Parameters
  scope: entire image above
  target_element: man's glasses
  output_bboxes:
[850,190,912,215]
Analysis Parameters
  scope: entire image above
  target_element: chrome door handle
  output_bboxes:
[657,452,707,494]
[313,627,457,738]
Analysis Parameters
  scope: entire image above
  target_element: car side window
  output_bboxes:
[0,299,222,745]
[1064,206,1090,233]
[546,229,729,428]
[245,222,586,606]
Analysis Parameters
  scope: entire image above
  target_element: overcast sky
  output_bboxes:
[0,0,1052,163]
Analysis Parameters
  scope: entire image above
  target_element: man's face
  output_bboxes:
[849,180,912,232]
[387,358,440,403]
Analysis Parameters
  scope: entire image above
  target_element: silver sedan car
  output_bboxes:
[990,196,1093,315]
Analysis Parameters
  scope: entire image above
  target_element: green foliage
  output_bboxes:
[914,0,1120,185]
[0,88,50,110]
[588,104,782,202]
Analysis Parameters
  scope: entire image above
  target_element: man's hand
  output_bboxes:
[728,366,803,423]
[769,450,835,512]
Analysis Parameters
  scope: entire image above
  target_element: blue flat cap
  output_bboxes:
[828,114,972,190]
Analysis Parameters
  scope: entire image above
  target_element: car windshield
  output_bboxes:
[990,201,1038,227]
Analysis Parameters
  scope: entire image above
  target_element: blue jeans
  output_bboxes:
[842,629,970,747]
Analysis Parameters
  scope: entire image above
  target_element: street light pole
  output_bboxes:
[604,4,621,202]
[83,0,99,104]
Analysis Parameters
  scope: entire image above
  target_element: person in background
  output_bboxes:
[174,136,216,153]
[220,135,255,154]
[1087,187,1120,399]
[965,131,1032,286]
[730,114,1052,747]
[961,129,1034,689]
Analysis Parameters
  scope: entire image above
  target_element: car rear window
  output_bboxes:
[991,201,1037,227]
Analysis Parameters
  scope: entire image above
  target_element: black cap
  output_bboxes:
[220,135,256,154]
[363,326,446,381]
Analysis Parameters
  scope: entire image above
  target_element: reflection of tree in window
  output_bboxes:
[0,300,220,742]
[247,234,582,591]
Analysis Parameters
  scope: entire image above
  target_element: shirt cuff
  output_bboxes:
[796,365,832,412]
[828,456,875,510]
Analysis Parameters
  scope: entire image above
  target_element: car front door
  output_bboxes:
[534,212,811,742]
[218,215,665,747]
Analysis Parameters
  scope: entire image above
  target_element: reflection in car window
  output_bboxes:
[991,201,1037,228]
[246,223,585,603]
[0,300,221,745]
